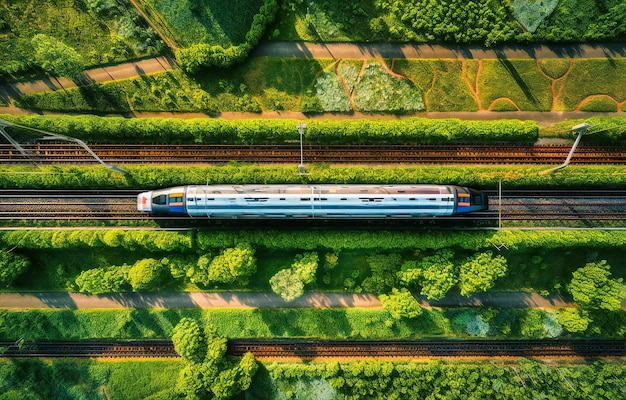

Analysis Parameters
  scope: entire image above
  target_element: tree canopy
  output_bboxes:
[568,260,624,312]
[31,34,85,78]
[0,250,30,288]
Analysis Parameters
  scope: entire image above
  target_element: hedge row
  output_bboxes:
[1,114,539,144]
[0,164,624,190]
[3,229,625,253]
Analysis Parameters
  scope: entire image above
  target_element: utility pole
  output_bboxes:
[298,122,306,175]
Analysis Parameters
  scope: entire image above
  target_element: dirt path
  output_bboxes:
[0,291,583,309]
[251,41,626,60]
[1,41,625,103]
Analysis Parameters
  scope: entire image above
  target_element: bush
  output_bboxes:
[174,0,277,72]
[0,250,30,288]
[270,268,304,301]
[1,114,539,145]
[379,288,422,320]
[128,258,167,291]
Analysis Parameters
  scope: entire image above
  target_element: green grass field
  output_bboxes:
[556,59,626,111]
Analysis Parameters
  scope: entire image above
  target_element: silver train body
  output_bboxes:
[137,184,488,218]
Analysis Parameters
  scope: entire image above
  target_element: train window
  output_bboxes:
[341,198,347,201]
[207,198,214,201]
[280,198,285,200]
[474,196,482,205]
[153,195,167,205]
[229,198,236,201]
[409,198,416,201]
[300,198,310,201]
[428,198,436,201]
[188,198,194,202]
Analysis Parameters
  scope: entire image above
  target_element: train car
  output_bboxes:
[137,184,488,218]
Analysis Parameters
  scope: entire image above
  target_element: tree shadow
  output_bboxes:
[497,58,538,106]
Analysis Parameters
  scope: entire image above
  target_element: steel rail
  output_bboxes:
[0,144,625,164]
[0,189,624,222]
[1,339,624,359]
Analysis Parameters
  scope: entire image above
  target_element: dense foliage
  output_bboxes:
[31,34,85,78]
[1,358,624,400]
[171,318,258,400]
[0,0,163,78]
[277,0,626,44]
[1,114,538,145]
[263,359,626,400]
[568,260,625,312]
[174,0,278,73]
[270,252,318,301]
[3,229,626,254]
[0,250,30,288]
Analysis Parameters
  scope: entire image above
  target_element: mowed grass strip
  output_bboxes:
[555,58,626,111]
[392,59,478,111]
[478,59,552,111]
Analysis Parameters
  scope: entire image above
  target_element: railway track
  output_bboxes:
[0,189,624,223]
[1,339,624,359]
[1,144,625,164]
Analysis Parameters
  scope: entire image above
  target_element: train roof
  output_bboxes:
[186,184,454,196]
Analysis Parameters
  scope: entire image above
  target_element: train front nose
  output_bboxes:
[469,189,488,211]
[137,191,153,212]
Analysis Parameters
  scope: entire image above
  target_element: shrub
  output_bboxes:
[207,243,256,285]
[0,250,30,288]
[75,266,129,294]
[270,268,304,301]
[31,34,85,78]
[379,288,422,320]
[128,258,167,291]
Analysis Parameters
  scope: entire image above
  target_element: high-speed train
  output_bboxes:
[137,184,488,218]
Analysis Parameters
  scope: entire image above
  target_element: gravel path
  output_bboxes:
[0,291,584,310]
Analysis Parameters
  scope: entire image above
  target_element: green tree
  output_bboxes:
[399,250,457,300]
[207,243,256,285]
[379,288,422,319]
[172,319,258,399]
[128,258,166,291]
[556,308,589,333]
[171,318,207,364]
[458,251,507,296]
[0,250,30,288]
[189,252,212,286]
[75,266,129,294]
[291,252,318,285]
[31,34,85,78]
[270,268,304,301]
[568,260,625,311]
